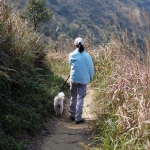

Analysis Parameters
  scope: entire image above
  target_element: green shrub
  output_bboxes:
[0,2,69,149]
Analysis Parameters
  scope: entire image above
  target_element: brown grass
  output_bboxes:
[91,38,150,149]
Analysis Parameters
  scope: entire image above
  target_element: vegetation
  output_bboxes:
[13,0,150,47]
[89,39,150,149]
[22,0,53,31]
[1,0,150,149]
[0,2,68,149]
[87,9,150,149]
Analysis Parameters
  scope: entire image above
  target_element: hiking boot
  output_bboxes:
[76,119,85,124]
[70,116,75,121]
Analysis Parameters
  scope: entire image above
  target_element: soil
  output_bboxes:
[26,84,97,150]
[42,84,96,150]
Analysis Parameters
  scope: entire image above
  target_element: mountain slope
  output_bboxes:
[7,0,150,46]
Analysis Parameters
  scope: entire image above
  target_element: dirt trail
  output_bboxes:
[42,84,97,150]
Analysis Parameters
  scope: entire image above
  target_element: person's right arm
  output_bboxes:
[69,53,72,66]
[88,55,94,81]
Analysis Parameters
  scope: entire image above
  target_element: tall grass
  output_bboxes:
[86,4,150,149]
[0,1,69,149]
[45,50,70,76]
[89,38,150,149]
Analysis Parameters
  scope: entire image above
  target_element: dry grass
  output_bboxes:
[45,50,70,76]
[90,39,150,149]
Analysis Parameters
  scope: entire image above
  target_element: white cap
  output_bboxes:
[74,37,84,45]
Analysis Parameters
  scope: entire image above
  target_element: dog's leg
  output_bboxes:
[60,105,63,115]
[57,105,61,116]
[54,105,58,116]
[58,107,60,116]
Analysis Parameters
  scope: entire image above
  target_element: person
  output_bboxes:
[69,37,94,124]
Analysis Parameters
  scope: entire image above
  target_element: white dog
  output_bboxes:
[54,92,65,116]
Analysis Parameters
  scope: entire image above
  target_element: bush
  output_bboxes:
[0,2,68,149]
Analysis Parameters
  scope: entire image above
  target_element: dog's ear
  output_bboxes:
[57,97,62,101]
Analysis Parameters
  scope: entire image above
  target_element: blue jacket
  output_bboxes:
[69,49,94,84]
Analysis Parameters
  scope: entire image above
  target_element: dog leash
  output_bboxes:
[60,75,70,92]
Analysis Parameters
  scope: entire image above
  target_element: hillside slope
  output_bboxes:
[7,0,150,46]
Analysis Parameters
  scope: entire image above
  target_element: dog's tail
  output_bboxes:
[58,92,65,98]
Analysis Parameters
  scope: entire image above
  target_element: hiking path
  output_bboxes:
[41,84,97,150]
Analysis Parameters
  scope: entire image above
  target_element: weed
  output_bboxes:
[0,2,69,149]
